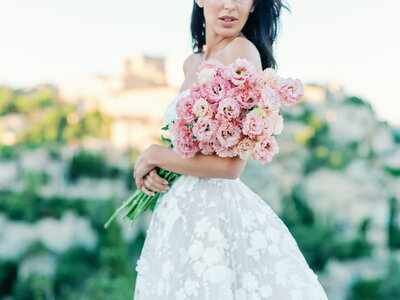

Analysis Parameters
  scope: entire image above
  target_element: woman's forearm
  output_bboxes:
[150,145,245,179]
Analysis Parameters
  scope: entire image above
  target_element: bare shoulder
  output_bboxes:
[183,52,203,75]
[223,36,263,72]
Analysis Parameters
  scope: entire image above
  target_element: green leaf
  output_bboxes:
[161,134,172,146]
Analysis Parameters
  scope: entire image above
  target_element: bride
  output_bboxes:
[132,0,329,299]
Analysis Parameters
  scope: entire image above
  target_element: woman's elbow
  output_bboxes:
[225,157,246,179]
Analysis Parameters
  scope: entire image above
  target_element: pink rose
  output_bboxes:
[192,117,219,143]
[234,138,256,160]
[251,135,279,165]
[278,78,304,107]
[212,138,236,158]
[216,121,242,148]
[216,97,241,120]
[173,135,199,158]
[242,110,264,139]
[176,94,195,124]
[227,58,257,87]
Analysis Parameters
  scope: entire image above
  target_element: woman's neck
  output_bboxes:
[202,32,244,61]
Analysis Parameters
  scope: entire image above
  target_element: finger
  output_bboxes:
[147,172,169,192]
[144,177,164,193]
[141,182,155,196]
[150,169,169,186]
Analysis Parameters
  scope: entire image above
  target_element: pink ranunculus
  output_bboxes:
[212,138,236,158]
[176,94,196,124]
[216,121,242,148]
[199,141,215,155]
[234,138,256,160]
[278,78,304,107]
[251,135,279,165]
[235,87,261,109]
[260,86,281,111]
[201,76,231,104]
[227,58,257,87]
[256,68,282,90]
[192,97,213,118]
[192,117,219,143]
[242,110,264,139]
[216,97,241,120]
[173,135,199,158]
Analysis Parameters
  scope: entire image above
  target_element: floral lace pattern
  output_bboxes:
[133,92,328,300]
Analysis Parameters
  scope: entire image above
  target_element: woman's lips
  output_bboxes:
[218,18,237,27]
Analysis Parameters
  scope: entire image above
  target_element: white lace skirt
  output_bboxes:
[133,175,328,300]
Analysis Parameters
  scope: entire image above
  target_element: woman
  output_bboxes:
[133,0,329,299]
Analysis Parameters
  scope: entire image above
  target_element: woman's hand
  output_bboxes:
[142,169,170,196]
[133,144,167,195]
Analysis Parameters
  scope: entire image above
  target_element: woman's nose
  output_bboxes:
[222,0,236,10]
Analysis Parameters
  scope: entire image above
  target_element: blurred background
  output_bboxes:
[0,0,399,299]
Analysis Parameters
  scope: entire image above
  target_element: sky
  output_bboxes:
[0,0,399,126]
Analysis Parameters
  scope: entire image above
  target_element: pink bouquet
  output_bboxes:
[104,58,303,229]
[169,57,304,164]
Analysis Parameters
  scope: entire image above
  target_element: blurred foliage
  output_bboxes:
[0,145,18,159]
[0,260,18,296]
[344,96,373,111]
[0,172,88,222]
[347,256,400,300]
[54,247,96,295]
[1,199,139,299]
[388,196,400,249]
[67,150,122,181]
[300,112,357,173]
[0,86,54,116]
[0,86,111,146]
[62,269,133,300]
[12,273,54,300]
[280,185,373,271]
[16,105,111,146]
[383,165,400,177]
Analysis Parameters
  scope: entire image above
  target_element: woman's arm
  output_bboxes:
[150,144,246,180]
[134,144,246,196]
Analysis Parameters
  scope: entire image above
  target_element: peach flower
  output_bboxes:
[192,98,213,118]
[242,110,264,139]
[234,138,256,160]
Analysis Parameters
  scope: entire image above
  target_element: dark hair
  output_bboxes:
[190,0,291,70]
